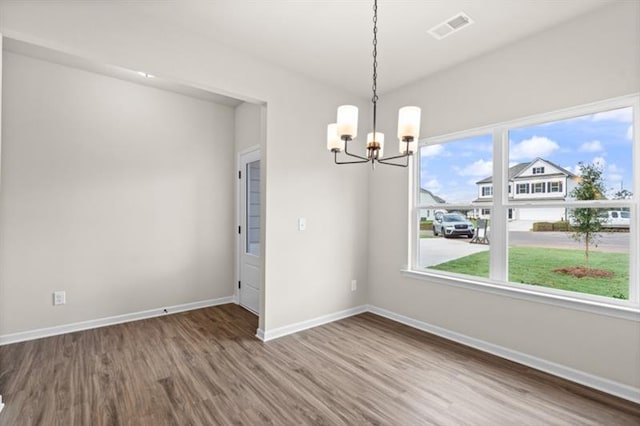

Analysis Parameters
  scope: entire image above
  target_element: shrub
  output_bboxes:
[552,221,570,232]
[420,220,433,230]
[532,222,554,232]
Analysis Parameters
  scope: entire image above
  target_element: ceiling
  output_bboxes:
[124,0,613,98]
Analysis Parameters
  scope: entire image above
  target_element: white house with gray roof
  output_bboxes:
[473,158,579,222]
[419,188,446,221]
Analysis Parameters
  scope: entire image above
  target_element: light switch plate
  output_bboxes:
[298,217,306,231]
[53,291,66,305]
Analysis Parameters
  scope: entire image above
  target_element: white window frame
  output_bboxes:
[482,186,493,197]
[533,166,545,175]
[549,181,562,193]
[517,183,529,194]
[532,182,545,193]
[408,94,640,321]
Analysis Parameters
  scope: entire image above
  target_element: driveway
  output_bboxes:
[420,236,489,267]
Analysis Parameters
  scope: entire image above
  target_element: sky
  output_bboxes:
[420,106,634,204]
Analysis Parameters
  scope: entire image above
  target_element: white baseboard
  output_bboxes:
[0,296,234,346]
[367,305,640,404]
[257,305,368,342]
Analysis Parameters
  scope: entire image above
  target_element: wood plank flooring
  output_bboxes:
[1,303,638,425]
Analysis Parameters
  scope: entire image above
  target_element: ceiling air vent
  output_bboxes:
[428,12,474,40]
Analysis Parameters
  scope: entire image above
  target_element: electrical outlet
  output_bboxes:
[351,280,357,291]
[53,291,66,305]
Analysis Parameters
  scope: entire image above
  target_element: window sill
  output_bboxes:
[400,269,640,322]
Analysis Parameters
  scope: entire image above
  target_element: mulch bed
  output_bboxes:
[553,266,614,278]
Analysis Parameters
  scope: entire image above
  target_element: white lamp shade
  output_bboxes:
[399,139,418,154]
[337,105,358,138]
[326,123,344,151]
[397,106,421,140]
[367,131,384,157]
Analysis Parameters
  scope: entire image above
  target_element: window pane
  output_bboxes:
[419,209,490,279]
[419,134,493,205]
[246,160,260,256]
[508,207,630,300]
[508,107,634,204]
[418,135,492,279]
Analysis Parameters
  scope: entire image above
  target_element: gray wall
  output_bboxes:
[369,2,640,388]
[0,51,236,334]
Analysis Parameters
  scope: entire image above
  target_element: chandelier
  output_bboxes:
[326,0,421,167]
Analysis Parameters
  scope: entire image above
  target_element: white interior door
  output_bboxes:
[238,149,261,314]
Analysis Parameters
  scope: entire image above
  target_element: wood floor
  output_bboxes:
[0,304,638,425]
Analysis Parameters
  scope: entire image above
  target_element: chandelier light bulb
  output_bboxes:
[367,131,384,158]
[397,106,421,140]
[337,105,358,139]
[326,123,344,152]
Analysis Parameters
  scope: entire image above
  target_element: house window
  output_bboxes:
[412,96,638,312]
[548,181,563,193]
[532,182,546,193]
[516,183,529,194]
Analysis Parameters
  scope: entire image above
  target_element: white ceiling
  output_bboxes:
[125,0,614,98]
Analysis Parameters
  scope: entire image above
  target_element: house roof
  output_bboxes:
[420,188,446,203]
[476,158,576,184]
[476,162,528,184]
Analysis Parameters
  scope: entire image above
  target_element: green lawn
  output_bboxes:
[428,247,629,299]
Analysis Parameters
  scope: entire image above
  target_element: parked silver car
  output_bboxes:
[433,212,475,238]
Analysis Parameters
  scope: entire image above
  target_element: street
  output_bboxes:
[508,231,629,253]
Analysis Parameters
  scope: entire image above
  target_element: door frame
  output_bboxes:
[236,145,262,315]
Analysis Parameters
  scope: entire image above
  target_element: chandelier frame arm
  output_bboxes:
[334,150,370,164]
[377,153,412,168]
[343,136,370,161]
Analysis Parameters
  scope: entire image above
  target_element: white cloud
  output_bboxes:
[592,156,606,169]
[564,165,580,175]
[606,164,624,190]
[578,140,603,152]
[421,144,445,157]
[456,159,493,178]
[627,125,633,140]
[509,136,559,161]
[608,163,624,174]
[608,174,623,183]
[424,178,442,193]
[592,108,632,123]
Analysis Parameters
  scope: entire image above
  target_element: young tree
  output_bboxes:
[568,162,607,266]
